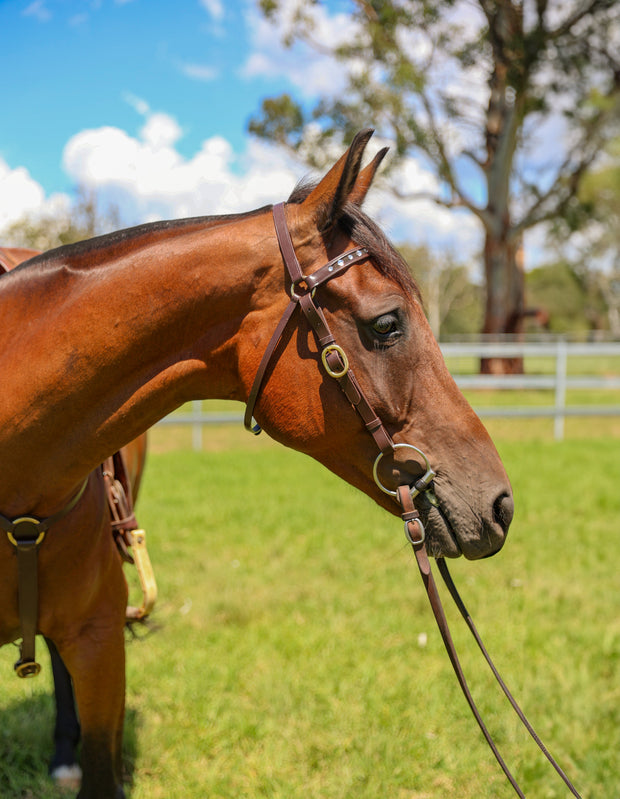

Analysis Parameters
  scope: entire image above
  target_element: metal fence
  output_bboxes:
[157,340,620,444]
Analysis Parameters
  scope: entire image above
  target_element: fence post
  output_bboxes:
[192,400,203,451]
[554,340,567,441]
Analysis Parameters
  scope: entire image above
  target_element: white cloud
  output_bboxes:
[68,13,89,26]
[376,187,483,266]
[140,112,183,149]
[61,111,302,223]
[241,1,354,98]
[123,92,151,117]
[177,62,219,82]
[22,0,51,22]
[200,0,224,21]
[0,158,67,230]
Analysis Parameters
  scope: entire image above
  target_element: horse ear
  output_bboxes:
[348,146,389,207]
[300,128,374,232]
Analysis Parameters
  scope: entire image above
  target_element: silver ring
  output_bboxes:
[373,443,435,499]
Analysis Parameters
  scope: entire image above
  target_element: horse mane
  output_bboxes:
[12,186,419,302]
[287,181,420,300]
[12,205,273,273]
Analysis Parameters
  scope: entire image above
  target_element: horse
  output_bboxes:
[0,248,149,791]
[0,129,513,799]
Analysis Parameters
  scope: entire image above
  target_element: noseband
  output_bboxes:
[244,202,582,798]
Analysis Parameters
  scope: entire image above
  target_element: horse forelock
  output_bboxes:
[287,181,420,301]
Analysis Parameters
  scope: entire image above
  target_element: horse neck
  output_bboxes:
[0,212,278,512]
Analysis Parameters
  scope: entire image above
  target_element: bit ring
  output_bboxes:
[373,443,435,499]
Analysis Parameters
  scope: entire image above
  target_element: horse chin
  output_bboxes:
[419,494,506,561]
[421,505,462,559]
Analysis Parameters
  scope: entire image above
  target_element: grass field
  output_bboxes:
[0,422,618,798]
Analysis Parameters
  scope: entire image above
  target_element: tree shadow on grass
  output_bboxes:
[0,691,140,798]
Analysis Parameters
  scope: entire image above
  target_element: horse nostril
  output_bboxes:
[493,491,514,534]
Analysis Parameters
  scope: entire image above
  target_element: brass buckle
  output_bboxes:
[6,517,46,547]
[321,344,349,378]
[15,659,42,678]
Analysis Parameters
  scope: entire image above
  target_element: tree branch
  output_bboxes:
[352,0,379,24]
[547,0,615,41]
[515,145,601,233]
[391,185,487,224]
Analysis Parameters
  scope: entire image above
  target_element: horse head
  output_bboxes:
[240,129,513,559]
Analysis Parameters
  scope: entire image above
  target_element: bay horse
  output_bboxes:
[0,129,513,799]
[0,248,149,791]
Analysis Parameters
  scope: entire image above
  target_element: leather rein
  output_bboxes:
[245,202,582,798]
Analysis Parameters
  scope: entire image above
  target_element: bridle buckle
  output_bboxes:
[321,344,349,379]
[403,514,425,546]
[6,517,46,548]
[14,659,41,678]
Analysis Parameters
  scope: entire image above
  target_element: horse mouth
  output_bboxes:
[418,488,506,560]
[420,500,462,559]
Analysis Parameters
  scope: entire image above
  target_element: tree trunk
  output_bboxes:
[426,265,441,340]
[479,1,528,374]
[480,230,525,374]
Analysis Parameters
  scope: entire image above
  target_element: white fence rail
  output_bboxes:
[157,341,620,444]
[442,341,620,440]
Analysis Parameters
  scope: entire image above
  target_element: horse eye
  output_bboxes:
[371,313,400,339]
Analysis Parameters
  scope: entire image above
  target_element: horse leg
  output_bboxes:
[45,637,82,789]
[58,623,126,799]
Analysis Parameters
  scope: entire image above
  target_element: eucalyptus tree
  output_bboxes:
[250,0,620,371]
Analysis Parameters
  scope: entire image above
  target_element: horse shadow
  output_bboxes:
[0,689,140,798]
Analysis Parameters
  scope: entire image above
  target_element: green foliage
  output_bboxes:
[399,242,483,337]
[0,433,618,797]
[525,262,593,333]
[3,187,120,252]
[548,127,620,333]
[248,94,306,148]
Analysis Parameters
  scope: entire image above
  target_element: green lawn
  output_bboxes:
[0,431,618,798]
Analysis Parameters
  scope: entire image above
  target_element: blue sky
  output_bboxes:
[0,0,487,259]
[2,0,272,194]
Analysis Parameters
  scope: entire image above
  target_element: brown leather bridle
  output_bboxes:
[244,203,582,798]
[245,202,436,500]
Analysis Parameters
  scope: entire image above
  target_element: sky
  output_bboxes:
[0,0,494,264]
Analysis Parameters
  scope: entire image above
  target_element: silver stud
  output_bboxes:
[337,259,344,267]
